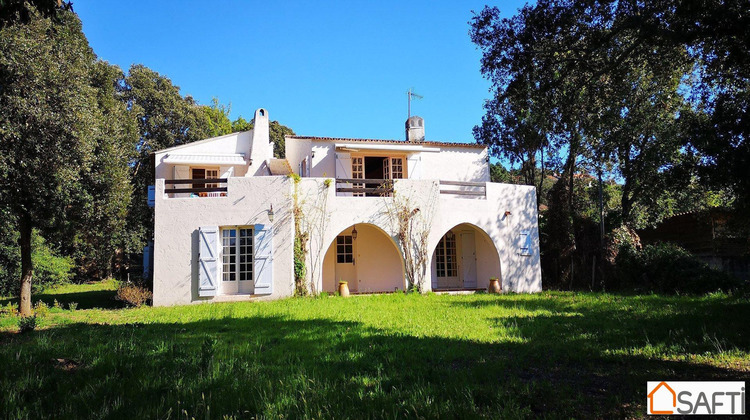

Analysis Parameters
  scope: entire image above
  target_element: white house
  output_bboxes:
[151,108,542,306]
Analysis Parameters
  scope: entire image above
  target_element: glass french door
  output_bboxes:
[435,231,460,289]
[221,227,254,295]
[352,156,364,197]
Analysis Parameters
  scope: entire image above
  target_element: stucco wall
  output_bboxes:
[298,177,541,295]
[419,146,490,182]
[285,137,489,183]
[321,224,404,293]
[154,131,253,180]
[153,176,294,306]
[430,222,501,290]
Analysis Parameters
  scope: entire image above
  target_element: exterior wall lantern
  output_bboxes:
[352,225,358,240]
[268,204,275,222]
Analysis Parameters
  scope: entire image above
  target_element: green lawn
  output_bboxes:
[1,283,748,419]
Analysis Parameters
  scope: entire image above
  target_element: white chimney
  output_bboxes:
[405,116,425,142]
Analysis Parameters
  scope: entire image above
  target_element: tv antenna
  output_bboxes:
[406,88,423,119]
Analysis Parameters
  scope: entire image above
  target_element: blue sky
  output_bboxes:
[76,1,528,145]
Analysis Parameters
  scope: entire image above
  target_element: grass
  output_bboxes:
[0,283,748,419]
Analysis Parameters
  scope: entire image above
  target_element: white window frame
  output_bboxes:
[351,156,364,197]
[336,235,354,263]
[435,231,458,278]
[221,226,254,282]
[191,167,219,189]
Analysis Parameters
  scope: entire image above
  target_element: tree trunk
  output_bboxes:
[538,144,545,204]
[620,155,633,224]
[598,168,604,246]
[19,215,33,316]
[621,185,633,224]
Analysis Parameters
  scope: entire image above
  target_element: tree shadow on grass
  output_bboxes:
[0,289,122,310]
[447,294,750,414]
[0,309,746,419]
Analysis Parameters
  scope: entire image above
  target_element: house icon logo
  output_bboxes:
[647,381,676,414]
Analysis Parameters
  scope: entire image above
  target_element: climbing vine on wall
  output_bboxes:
[291,174,331,296]
[384,187,436,292]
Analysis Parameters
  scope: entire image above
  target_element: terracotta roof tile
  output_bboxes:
[287,135,485,149]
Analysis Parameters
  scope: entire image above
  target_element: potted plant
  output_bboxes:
[338,279,350,297]
[488,277,501,294]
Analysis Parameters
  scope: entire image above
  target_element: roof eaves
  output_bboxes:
[288,135,485,149]
[151,130,250,155]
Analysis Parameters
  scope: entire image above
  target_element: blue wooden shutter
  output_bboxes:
[198,226,219,297]
[254,224,273,295]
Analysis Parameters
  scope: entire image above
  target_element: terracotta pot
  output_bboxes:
[338,282,350,297]
[488,278,501,294]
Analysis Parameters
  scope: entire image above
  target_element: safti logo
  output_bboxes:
[647,381,745,415]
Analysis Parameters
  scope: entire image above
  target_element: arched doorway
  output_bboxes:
[430,223,501,291]
[322,224,405,293]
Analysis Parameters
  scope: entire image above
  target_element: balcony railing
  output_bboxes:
[165,178,228,196]
[334,178,487,198]
[439,180,486,198]
[336,178,394,196]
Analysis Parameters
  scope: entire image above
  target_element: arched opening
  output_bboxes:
[430,223,501,291]
[322,224,405,293]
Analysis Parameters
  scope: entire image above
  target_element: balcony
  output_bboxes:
[335,178,394,197]
[335,178,486,198]
[438,180,486,198]
[164,178,228,198]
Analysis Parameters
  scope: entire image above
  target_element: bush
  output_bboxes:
[116,282,152,307]
[17,315,37,333]
[616,242,742,294]
[33,300,50,317]
[1,302,18,317]
[31,233,74,291]
[0,227,73,296]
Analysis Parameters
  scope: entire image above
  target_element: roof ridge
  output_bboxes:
[287,135,485,148]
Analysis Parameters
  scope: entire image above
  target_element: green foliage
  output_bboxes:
[0,0,71,28]
[62,60,138,279]
[293,236,307,297]
[201,97,233,138]
[472,1,750,289]
[30,233,73,290]
[0,8,98,224]
[269,120,295,158]
[228,117,296,159]
[0,228,73,296]
[124,64,213,258]
[32,300,49,317]
[16,314,36,333]
[489,162,514,184]
[616,242,742,295]
[230,116,253,133]
[0,6,139,314]
[0,302,18,317]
